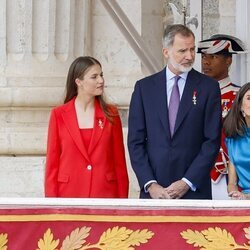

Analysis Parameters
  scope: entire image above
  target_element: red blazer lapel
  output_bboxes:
[88,98,106,154]
[61,98,91,162]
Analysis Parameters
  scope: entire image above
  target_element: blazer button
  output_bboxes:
[87,165,92,170]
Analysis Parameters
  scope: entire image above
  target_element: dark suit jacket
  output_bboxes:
[128,68,221,199]
[45,97,129,198]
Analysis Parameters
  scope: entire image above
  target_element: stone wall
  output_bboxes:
[0,0,239,198]
[0,0,164,198]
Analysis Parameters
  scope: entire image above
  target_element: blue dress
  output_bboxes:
[225,127,250,194]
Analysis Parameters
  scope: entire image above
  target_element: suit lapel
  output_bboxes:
[61,98,91,162]
[88,98,106,155]
[174,69,200,135]
[154,68,171,138]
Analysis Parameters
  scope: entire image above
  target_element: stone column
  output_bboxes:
[0,0,91,196]
[235,0,250,85]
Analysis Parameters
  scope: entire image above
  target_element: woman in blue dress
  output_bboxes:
[223,82,250,200]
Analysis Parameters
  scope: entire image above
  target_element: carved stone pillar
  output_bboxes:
[235,0,250,85]
[0,0,91,196]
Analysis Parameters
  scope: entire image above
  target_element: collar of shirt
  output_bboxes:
[166,66,188,106]
[219,76,231,90]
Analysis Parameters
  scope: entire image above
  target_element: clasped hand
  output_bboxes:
[148,180,189,199]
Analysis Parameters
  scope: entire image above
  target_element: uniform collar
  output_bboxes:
[219,76,231,90]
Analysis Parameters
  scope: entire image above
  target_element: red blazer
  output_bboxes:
[45,97,129,198]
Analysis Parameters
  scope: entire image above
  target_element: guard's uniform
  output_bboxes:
[197,33,246,199]
[210,77,240,183]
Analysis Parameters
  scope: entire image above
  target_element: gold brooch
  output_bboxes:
[98,119,104,129]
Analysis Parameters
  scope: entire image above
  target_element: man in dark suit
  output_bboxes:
[128,24,221,199]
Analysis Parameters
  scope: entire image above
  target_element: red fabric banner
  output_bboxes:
[0,206,250,249]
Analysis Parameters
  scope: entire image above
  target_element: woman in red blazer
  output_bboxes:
[45,56,129,198]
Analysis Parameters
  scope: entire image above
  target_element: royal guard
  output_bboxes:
[197,34,247,199]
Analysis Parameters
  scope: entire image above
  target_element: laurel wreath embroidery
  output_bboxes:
[2,226,250,249]
[36,226,154,250]
[0,233,8,250]
[181,226,250,250]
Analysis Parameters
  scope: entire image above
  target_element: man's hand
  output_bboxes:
[165,180,189,199]
[148,183,171,199]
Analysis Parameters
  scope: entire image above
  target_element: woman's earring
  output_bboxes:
[241,110,246,117]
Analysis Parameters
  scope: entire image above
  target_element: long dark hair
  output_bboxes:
[64,56,115,121]
[223,82,250,138]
